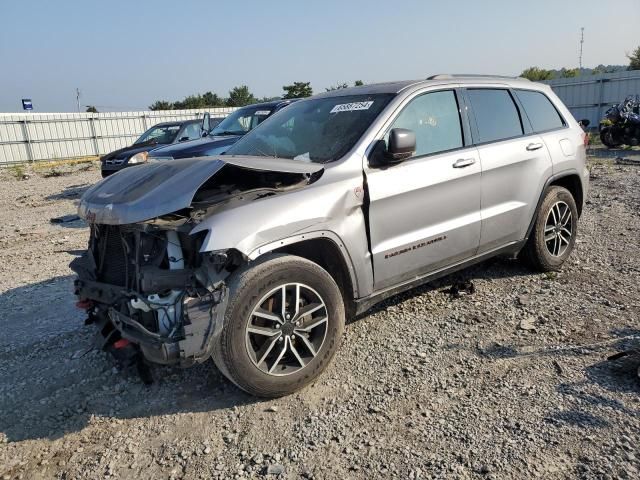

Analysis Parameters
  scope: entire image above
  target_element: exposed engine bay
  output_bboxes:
[72,223,233,367]
[71,157,324,371]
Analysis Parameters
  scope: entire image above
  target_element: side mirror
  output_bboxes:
[201,113,211,136]
[385,128,416,162]
[579,119,590,128]
[179,136,190,142]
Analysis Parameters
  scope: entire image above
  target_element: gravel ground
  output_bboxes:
[0,152,639,480]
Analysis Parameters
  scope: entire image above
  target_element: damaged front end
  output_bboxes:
[71,157,323,368]
[71,223,233,367]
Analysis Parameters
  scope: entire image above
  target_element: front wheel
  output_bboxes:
[521,186,578,272]
[211,254,345,397]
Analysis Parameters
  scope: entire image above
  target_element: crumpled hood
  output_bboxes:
[149,135,241,159]
[78,156,323,225]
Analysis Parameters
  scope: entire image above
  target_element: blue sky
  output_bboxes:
[1,0,639,112]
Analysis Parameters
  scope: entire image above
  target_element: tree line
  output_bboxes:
[149,80,364,111]
[520,45,640,81]
[146,45,640,110]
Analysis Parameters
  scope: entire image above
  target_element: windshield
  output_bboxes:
[210,106,275,136]
[135,124,181,144]
[224,94,394,163]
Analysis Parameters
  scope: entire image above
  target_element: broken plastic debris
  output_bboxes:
[50,214,81,224]
[447,280,475,298]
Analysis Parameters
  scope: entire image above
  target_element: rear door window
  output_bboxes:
[514,89,565,132]
[467,89,523,143]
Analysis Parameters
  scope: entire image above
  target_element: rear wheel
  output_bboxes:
[600,127,621,148]
[521,186,578,272]
[211,254,345,397]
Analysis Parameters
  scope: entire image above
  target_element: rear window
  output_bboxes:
[467,89,523,143]
[515,89,565,132]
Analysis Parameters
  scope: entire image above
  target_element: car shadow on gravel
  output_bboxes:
[351,257,533,323]
[549,345,640,429]
[475,326,640,429]
[44,183,91,201]
[0,275,257,442]
[583,328,640,396]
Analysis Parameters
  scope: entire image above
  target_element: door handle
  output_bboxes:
[453,158,476,168]
[526,142,543,151]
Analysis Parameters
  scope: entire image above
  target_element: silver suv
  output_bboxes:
[73,75,589,397]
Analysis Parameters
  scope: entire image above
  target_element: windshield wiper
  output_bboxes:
[211,130,244,136]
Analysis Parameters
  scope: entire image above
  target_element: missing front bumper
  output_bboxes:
[76,277,228,366]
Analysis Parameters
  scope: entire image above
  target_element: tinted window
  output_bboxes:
[210,106,274,136]
[179,123,201,141]
[467,89,523,143]
[515,89,565,132]
[388,90,463,157]
[135,124,181,144]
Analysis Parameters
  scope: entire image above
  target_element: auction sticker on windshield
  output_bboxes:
[255,110,271,116]
[330,101,374,113]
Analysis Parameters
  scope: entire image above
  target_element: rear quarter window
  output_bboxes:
[514,89,565,133]
[467,89,523,144]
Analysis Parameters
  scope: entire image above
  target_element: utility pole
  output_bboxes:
[578,27,584,73]
[76,88,81,112]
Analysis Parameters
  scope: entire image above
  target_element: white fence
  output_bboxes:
[0,108,237,166]
[543,70,640,128]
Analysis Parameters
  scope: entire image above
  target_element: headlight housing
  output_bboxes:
[128,151,149,164]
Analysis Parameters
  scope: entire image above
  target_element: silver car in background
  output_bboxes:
[73,75,589,397]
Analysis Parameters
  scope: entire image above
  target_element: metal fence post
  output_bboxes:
[21,119,34,162]
[596,78,610,125]
[88,116,99,155]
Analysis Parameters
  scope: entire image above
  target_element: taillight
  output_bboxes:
[582,132,589,146]
[113,339,131,349]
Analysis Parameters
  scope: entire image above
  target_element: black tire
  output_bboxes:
[600,127,621,148]
[521,186,578,272]
[211,254,345,397]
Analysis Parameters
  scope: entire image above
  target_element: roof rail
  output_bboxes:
[427,74,530,81]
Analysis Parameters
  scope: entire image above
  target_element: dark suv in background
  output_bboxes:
[100,118,222,177]
[147,99,297,162]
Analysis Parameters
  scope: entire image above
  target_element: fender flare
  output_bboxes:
[247,230,362,298]
[524,169,583,242]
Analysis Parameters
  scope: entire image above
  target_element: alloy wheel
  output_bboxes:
[544,201,572,257]
[245,283,328,376]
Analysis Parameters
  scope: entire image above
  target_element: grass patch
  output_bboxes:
[586,132,602,147]
[9,164,27,180]
[31,156,99,172]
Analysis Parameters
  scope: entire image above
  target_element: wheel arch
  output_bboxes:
[524,171,584,243]
[549,173,584,217]
[249,233,358,320]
